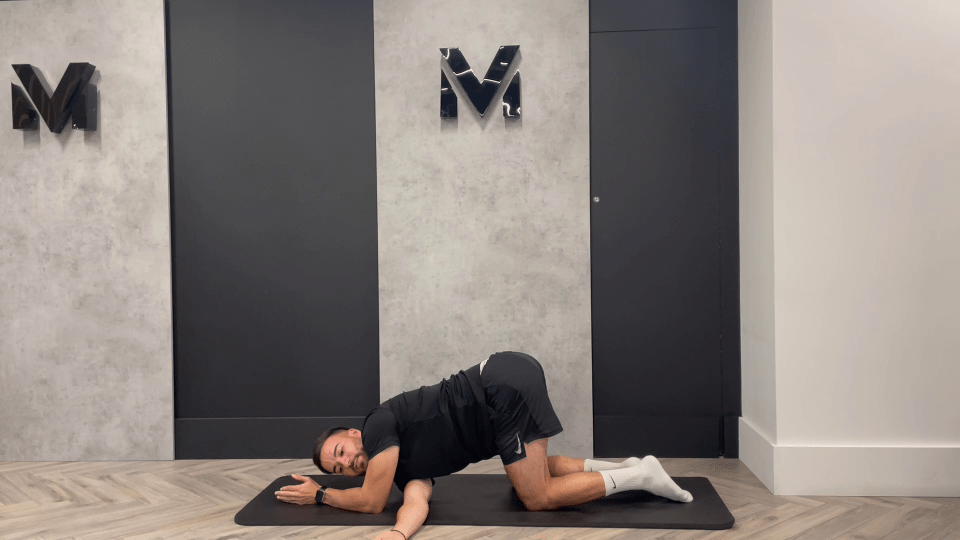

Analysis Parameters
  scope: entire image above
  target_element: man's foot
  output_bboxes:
[598,456,694,502]
[620,457,642,468]
[637,455,693,503]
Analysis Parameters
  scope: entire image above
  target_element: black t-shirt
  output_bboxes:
[361,362,496,491]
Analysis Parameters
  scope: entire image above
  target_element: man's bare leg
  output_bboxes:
[547,455,585,477]
[504,438,606,511]
[513,442,693,507]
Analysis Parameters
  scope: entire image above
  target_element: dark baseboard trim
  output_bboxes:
[175,417,366,459]
[594,415,723,458]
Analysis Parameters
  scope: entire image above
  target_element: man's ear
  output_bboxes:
[349,428,361,437]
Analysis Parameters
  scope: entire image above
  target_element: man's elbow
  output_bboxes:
[367,501,387,514]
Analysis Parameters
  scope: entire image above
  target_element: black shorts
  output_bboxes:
[479,351,564,466]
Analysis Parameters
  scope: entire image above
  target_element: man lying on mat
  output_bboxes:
[276,351,692,540]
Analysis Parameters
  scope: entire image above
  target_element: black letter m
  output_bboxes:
[11,63,98,133]
[440,46,520,119]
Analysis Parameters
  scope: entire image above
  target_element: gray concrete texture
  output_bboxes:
[0,0,173,460]
[374,0,593,457]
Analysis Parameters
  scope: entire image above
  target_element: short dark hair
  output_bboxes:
[313,427,348,474]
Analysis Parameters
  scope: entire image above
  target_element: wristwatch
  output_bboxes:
[315,485,328,505]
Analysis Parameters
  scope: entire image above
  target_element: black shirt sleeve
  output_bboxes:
[361,406,400,460]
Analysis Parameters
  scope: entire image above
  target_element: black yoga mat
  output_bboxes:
[235,474,734,530]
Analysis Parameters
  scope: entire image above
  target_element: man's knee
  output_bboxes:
[518,490,552,512]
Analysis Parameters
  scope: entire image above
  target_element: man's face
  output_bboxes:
[321,428,368,477]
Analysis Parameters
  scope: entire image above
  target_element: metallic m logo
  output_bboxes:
[440,46,520,119]
[11,63,98,132]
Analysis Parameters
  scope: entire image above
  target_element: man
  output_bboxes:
[276,351,693,540]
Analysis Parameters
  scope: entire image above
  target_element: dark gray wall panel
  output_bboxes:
[167,0,378,457]
[176,417,365,459]
[591,0,726,32]
[595,416,720,458]
[716,0,742,457]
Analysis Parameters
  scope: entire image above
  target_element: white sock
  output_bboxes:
[598,456,693,503]
[583,457,642,472]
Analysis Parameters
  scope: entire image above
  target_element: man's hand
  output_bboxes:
[373,530,406,540]
[275,474,321,505]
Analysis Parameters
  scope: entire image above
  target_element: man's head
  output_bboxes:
[313,427,368,477]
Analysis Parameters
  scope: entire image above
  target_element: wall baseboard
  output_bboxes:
[738,417,776,492]
[739,417,960,496]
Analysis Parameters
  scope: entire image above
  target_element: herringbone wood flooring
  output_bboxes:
[1,458,958,540]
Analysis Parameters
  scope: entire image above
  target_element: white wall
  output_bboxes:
[739,0,960,495]
[0,0,173,460]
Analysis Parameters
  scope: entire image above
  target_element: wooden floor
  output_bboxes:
[1,457,958,540]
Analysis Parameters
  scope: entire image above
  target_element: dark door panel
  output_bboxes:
[591,0,740,457]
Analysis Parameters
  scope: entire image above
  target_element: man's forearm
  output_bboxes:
[392,498,429,538]
[322,487,375,513]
